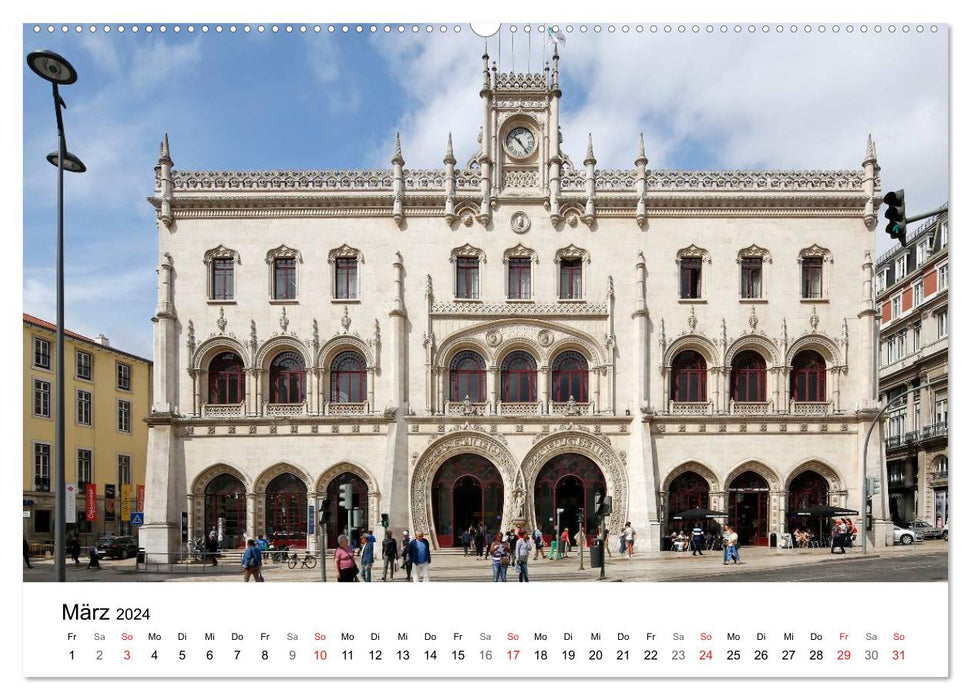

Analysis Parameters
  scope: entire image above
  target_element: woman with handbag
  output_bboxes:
[335,534,359,582]
[489,533,509,582]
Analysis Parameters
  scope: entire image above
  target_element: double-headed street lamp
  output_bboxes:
[27,49,86,582]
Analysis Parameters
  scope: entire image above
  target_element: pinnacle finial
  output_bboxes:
[392,132,404,165]
[635,133,648,165]
[863,133,878,165]
[444,132,455,165]
[584,133,596,165]
[159,132,172,164]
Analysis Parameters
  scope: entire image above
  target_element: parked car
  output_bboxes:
[907,520,944,539]
[892,525,924,546]
[96,535,139,559]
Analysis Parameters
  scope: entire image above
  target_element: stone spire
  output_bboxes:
[155,133,174,227]
[391,133,405,227]
[583,133,597,225]
[444,133,457,225]
[862,133,880,231]
[635,133,649,228]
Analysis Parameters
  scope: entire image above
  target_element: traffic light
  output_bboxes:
[884,189,907,244]
[338,483,353,509]
[319,499,329,524]
[381,513,390,528]
[577,508,585,524]
[594,493,603,514]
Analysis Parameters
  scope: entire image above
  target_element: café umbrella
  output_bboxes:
[787,505,860,545]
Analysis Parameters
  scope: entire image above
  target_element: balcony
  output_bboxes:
[903,430,919,445]
[497,401,541,416]
[265,402,307,417]
[922,422,948,440]
[445,399,489,417]
[324,402,369,416]
[667,401,713,416]
[791,401,832,416]
[885,435,902,450]
[730,401,771,416]
[929,469,949,487]
[550,399,593,417]
[202,403,244,418]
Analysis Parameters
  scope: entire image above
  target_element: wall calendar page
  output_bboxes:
[16,1,957,694]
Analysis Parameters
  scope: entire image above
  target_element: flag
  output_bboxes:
[546,26,566,47]
[105,484,116,522]
[86,483,97,522]
[121,484,132,522]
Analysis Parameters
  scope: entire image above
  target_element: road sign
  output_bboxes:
[130,512,144,526]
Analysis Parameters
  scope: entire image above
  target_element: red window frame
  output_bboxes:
[330,351,367,403]
[208,352,246,404]
[507,257,532,299]
[456,257,480,299]
[449,351,486,402]
[680,257,702,299]
[731,351,766,402]
[273,257,297,300]
[740,257,762,299]
[269,351,306,404]
[551,351,588,402]
[671,351,707,402]
[501,351,537,402]
[801,257,823,298]
[790,351,827,402]
[334,257,357,299]
[559,259,583,299]
[211,257,234,300]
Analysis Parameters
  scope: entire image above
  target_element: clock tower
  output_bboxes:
[476,43,565,221]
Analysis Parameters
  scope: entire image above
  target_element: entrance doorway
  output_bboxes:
[534,453,606,546]
[265,473,308,549]
[728,470,769,546]
[431,455,503,547]
[204,473,246,549]
[324,473,369,548]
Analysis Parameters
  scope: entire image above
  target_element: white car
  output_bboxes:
[892,525,924,545]
[942,521,949,541]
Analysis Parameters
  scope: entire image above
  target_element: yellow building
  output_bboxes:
[23,314,152,547]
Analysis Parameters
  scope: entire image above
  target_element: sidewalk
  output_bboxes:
[23,540,947,583]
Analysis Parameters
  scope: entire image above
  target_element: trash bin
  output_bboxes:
[769,533,777,548]
[136,548,146,566]
[589,539,604,568]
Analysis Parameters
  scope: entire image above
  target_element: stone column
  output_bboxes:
[488,365,498,413]
[539,365,550,413]
[247,492,258,542]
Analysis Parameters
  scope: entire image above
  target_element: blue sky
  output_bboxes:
[22,23,949,359]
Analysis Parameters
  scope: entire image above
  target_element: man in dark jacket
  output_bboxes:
[381,532,398,581]
[400,531,413,581]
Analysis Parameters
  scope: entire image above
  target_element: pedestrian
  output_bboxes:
[461,527,472,556]
[205,531,219,567]
[515,530,531,582]
[335,534,359,582]
[489,533,508,582]
[70,535,82,566]
[478,524,488,559]
[381,531,398,581]
[602,525,611,557]
[624,521,635,557]
[847,518,858,547]
[532,526,544,560]
[242,538,264,582]
[400,530,413,580]
[722,526,740,564]
[87,545,101,569]
[360,534,374,582]
[559,528,570,558]
[23,538,33,569]
[830,518,846,554]
[408,531,432,582]
[691,523,705,556]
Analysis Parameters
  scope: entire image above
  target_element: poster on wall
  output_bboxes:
[104,484,115,523]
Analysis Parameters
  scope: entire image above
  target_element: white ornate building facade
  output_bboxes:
[140,48,891,559]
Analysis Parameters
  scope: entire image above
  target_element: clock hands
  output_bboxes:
[514,135,528,152]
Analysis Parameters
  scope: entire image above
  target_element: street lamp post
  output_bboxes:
[26,50,86,582]
[861,383,931,555]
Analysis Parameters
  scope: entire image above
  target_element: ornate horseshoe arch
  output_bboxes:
[520,429,629,535]
[411,431,519,549]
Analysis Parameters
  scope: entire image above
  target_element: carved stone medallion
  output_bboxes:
[510,211,531,234]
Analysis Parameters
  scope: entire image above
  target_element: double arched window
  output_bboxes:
[670,351,707,402]
[269,352,306,404]
[551,351,588,402]
[501,351,537,402]
[731,351,767,402]
[208,352,245,404]
[330,351,367,403]
[449,351,486,402]
[790,350,827,402]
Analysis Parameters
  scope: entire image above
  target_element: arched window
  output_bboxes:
[790,350,827,402]
[330,351,367,403]
[208,352,245,404]
[269,351,306,404]
[501,351,537,402]
[551,351,588,402]
[449,350,486,402]
[731,350,766,402]
[670,350,707,402]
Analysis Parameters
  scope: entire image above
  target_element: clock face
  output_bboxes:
[504,126,536,158]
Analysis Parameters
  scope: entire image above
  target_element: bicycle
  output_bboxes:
[287,551,317,569]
